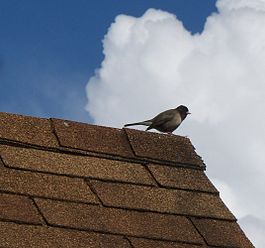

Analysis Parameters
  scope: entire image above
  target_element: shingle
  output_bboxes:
[0,112,58,147]
[91,180,235,220]
[52,119,135,158]
[0,162,98,204]
[0,113,254,247]
[0,193,43,224]
[148,164,218,193]
[129,238,203,248]
[191,218,254,248]
[124,128,203,167]
[0,145,155,186]
[35,198,203,244]
[0,221,130,248]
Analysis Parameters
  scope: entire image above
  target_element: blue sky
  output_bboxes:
[0,0,216,122]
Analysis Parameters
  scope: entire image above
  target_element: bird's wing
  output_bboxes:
[151,109,178,126]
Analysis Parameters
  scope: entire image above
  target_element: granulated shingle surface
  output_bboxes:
[148,164,218,193]
[129,238,203,248]
[91,180,235,220]
[0,111,254,248]
[0,193,43,224]
[0,161,98,204]
[0,221,130,248]
[0,112,58,148]
[52,118,135,158]
[35,198,203,244]
[125,128,204,167]
[191,218,254,248]
[0,145,155,185]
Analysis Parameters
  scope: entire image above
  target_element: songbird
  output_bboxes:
[124,105,190,133]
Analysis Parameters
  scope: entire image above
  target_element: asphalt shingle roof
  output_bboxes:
[0,112,254,247]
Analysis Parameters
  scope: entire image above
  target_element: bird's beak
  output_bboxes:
[187,112,191,115]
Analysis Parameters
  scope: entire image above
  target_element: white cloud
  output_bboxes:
[86,0,265,246]
[217,0,265,12]
[239,215,265,248]
[211,178,246,218]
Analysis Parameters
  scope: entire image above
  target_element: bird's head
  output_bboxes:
[176,105,191,120]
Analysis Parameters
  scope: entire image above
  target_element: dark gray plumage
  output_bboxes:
[124,105,190,133]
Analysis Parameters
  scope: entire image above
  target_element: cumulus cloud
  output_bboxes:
[86,0,265,246]
[239,215,265,248]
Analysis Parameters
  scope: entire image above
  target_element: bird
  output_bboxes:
[124,105,191,133]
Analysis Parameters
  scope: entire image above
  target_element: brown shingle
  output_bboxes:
[191,218,254,248]
[0,112,254,247]
[0,145,155,186]
[0,221,130,248]
[0,193,43,224]
[0,112,58,147]
[129,238,203,248]
[0,162,98,204]
[35,198,203,244]
[148,164,218,193]
[52,119,135,158]
[124,128,204,167]
[91,180,235,220]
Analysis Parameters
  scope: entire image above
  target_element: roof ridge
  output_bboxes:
[0,111,205,169]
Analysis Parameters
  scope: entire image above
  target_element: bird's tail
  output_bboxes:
[124,120,152,127]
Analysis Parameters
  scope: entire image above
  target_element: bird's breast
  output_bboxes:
[171,112,182,126]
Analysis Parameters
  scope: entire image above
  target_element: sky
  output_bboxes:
[0,0,215,121]
[1,0,264,247]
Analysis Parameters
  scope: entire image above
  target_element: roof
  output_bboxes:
[0,111,253,248]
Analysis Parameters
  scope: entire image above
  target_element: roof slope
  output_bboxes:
[0,112,253,248]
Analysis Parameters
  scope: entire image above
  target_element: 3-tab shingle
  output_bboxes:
[52,119,135,158]
[0,161,98,204]
[35,198,203,244]
[0,112,58,147]
[0,145,155,186]
[90,180,235,220]
[0,111,254,247]
[0,193,43,224]
[124,128,204,167]
[191,218,254,248]
[148,164,218,193]
[128,238,203,248]
[0,221,131,248]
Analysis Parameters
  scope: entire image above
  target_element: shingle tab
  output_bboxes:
[129,238,203,248]
[124,128,204,167]
[0,145,155,186]
[191,218,254,248]
[0,112,58,147]
[35,198,203,244]
[0,193,43,224]
[0,221,131,248]
[0,112,254,247]
[148,164,218,193]
[0,162,98,204]
[91,180,235,220]
[52,119,135,158]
